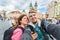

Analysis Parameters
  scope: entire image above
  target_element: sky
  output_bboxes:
[0,0,53,14]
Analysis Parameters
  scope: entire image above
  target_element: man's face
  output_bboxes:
[29,13,37,23]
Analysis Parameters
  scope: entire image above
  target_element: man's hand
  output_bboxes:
[31,33,38,40]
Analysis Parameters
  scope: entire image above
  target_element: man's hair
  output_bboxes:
[29,10,37,14]
[29,11,36,14]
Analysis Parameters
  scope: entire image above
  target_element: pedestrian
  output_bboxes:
[3,17,18,40]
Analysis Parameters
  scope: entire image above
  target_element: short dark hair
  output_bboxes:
[18,14,27,25]
[29,10,36,14]
[29,11,36,14]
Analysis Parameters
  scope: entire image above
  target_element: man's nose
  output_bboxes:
[32,16,35,18]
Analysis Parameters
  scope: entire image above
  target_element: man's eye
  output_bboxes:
[33,15,35,16]
[30,16,32,17]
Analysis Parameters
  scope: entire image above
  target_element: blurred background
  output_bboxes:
[0,0,60,40]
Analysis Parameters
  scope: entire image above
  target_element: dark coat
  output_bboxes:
[47,24,60,40]
[41,19,60,40]
[20,27,33,40]
[3,27,15,40]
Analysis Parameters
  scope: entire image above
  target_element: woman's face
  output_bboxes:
[20,16,28,25]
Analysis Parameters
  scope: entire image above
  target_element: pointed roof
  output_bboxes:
[30,2,32,7]
[22,10,25,12]
[35,1,38,7]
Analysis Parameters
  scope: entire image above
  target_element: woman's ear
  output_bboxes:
[19,20,22,25]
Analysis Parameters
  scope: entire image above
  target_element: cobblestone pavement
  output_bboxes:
[0,20,11,40]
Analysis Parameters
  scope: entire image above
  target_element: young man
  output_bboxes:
[28,11,49,40]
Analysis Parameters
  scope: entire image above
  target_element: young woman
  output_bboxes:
[11,14,28,40]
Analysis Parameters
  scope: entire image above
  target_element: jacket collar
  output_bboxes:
[29,19,41,28]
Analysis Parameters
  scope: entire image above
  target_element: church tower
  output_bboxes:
[34,1,38,11]
[29,2,33,10]
[29,2,38,13]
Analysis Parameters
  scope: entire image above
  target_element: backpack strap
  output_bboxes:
[17,26,25,33]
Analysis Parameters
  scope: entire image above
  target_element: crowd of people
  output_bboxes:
[3,11,60,40]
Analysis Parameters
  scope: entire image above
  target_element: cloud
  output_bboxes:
[0,0,52,13]
[0,0,10,6]
[0,6,4,10]
[38,7,47,13]
[37,0,52,13]
[5,4,15,11]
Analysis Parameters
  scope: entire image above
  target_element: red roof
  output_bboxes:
[10,10,21,14]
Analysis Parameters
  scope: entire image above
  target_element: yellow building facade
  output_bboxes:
[46,0,60,19]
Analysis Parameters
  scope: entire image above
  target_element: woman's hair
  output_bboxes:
[18,14,28,25]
